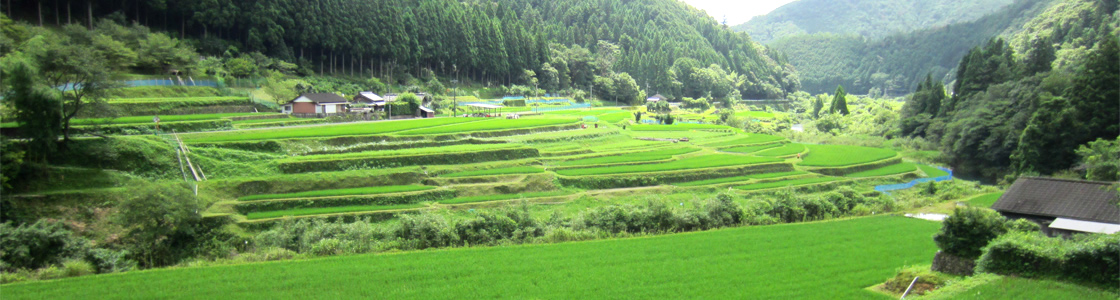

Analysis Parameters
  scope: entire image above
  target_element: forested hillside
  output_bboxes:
[732,0,1013,44]
[3,0,797,100]
[770,0,1055,95]
[897,0,1119,180]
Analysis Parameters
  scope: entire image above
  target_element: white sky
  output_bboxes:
[678,0,799,26]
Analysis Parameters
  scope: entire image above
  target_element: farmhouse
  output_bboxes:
[991,177,1120,237]
[282,93,350,116]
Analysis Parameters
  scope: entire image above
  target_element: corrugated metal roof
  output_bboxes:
[1049,218,1120,234]
[992,177,1120,224]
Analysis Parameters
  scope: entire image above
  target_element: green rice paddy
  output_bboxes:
[441,166,545,178]
[238,185,435,201]
[965,192,1004,207]
[556,154,781,176]
[0,217,941,299]
[439,190,575,204]
[555,147,700,167]
[753,143,807,157]
[735,176,842,191]
[675,171,808,187]
[246,203,425,219]
[799,144,897,167]
[395,118,579,135]
[702,134,786,147]
[844,163,919,178]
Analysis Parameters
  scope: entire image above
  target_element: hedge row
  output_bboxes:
[207,169,426,197]
[557,162,794,189]
[276,147,540,173]
[302,138,507,156]
[105,97,264,116]
[192,140,284,153]
[227,114,291,121]
[234,119,325,129]
[76,119,232,135]
[977,232,1120,287]
[502,99,527,107]
[233,189,456,214]
[804,157,903,176]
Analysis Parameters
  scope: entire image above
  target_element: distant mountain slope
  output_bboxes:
[769,0,1056,94]
[733,0,1014,44]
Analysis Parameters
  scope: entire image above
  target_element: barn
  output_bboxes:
[282,93,350,116]
[991,177,1120,237]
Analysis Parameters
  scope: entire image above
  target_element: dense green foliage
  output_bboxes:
[977,231,1120,287]
[894,0,1119,179]
[4,63,61,163]
[933,207,1010,259]
[733,0,1014,43]
[54,0,798,99]
[1,217,940,299]
[766,0,1056,94]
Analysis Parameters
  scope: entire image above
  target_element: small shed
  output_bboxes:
[282,93,350,115]
[418,106,435,118]
[991,177,1120,237]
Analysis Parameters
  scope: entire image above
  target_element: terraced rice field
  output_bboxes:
[703,134,786,147]
[966,192,1004,207]
[181,118,479,142]
[238,185,435,201]
[556,154,780,176]
[722,143,783,154]
[106,96,248,103]
[674,171,808,187]
[0,217,941,299]
[918,164,951,177]
[753,143,806,157]
[844,163,919,178]
[278,144,526,162]
[799,144,897,167]
[441,166,544,177]
[439,190,575,204]
[735,176,842,191]
[246,203,424,219]
[629,123,736,131]
[395,118,579,135]
[555,147,700,167]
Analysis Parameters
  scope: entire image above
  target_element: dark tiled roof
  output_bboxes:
[992,177,1120,224]
[290,93,348,104]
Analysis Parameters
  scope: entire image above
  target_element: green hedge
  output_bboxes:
[206,169,426,197]
[276,147,540,173]
[977,232,1120,288]
[192,140,284,153]
[558,162,793,189]
[388,102,414,116]
[233,189,456,214]
[76,119,232,135]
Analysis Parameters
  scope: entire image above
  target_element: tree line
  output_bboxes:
[5,0,798,100]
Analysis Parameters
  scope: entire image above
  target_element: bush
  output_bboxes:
[84,248,136,274]
[396,213,460,249]
[977,232,1120,287]
[933,207,1008,259]
[115,182,205,268]
[503,99,527,107]
[61,259,95,277]
[0,220,90,270]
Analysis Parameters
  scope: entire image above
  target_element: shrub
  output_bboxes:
[396,213,460,249]
[84,248,136,274]
[0,220,90,270]
[61,259,95,277]
[933,207,1008,259]
[115,182,205,268]
[977,232,1120,287]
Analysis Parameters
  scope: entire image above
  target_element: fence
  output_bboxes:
[527,99,571,105]
[874,166,954,194]
[531,103,591,112]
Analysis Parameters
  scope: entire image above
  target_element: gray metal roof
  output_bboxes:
[991,177,1120,224]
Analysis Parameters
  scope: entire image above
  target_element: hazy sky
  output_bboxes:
[678,0,799,26]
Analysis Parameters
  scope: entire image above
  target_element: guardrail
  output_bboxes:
[874,166,953,194]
